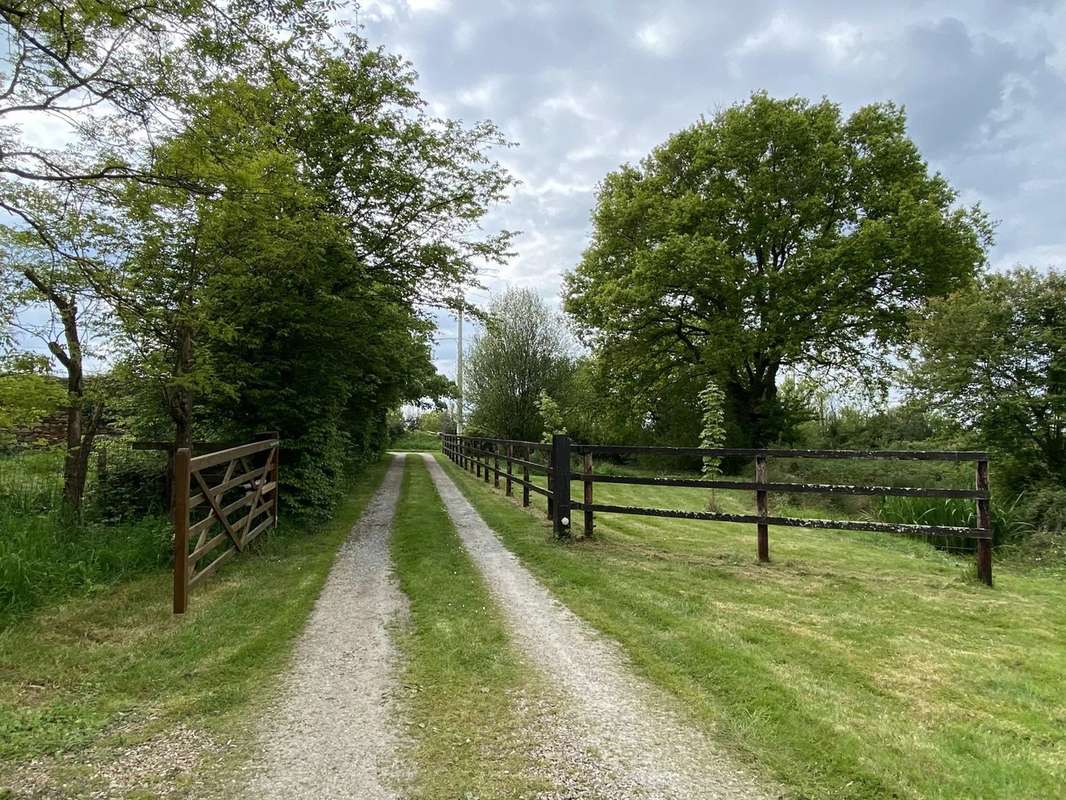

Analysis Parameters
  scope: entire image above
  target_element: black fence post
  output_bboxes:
[551,434,572,538]
[976,458,993,586]
[755,454,769,562]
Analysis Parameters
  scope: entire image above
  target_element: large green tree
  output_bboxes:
[466,288,572,441]
[565,93,991,446]
[105,39,510,511]
[910,268,1066,486]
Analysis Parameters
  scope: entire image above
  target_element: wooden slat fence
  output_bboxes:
[172,433,281,613]
[440,433,993,586]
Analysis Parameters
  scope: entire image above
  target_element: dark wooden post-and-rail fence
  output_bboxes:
[170,434,281,614]
[439,433,995,586]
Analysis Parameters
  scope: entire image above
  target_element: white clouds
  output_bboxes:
[635,17,682,57]
[355,0,1066,378]
[406,0,449,12]
[821,21,863,64]
[456,77,504,109]
[733,12,809,57]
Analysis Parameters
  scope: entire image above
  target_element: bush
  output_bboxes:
[90,441,169,521]
[1022,486,1066,536]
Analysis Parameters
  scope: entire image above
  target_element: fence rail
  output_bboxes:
[440,433,993,586]
[172,433,280,613]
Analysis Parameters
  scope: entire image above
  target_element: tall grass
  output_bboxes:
[876,494,1033,547]
[0,447,171,618]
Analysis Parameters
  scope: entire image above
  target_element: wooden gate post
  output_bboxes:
[493,445,500,488]
[172,447,191,614]
[976,458,993,586]
[256,431,280,526]
[551,434,572,538]
[755,454,769,562]
[484,443,491,483]
[583,451,594,537]
[506,444,514,496]
[476,441,482,478]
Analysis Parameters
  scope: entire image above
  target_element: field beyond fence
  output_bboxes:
[441,433,994,585]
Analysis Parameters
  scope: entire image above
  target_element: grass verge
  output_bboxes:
[0,458,390,799]
[390,455,554,799]
[439,453,1066,800]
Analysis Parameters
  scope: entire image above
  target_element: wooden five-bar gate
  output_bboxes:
[172,434,280,613]
[440,433,993,586]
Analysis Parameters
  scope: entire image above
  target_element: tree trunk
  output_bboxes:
[23,268,100,515]
[723,363,781,448]
[168,321,195,451]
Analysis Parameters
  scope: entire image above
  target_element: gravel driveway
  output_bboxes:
[240,454,410,800]
[422,453,779,800]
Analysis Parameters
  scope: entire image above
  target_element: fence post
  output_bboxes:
[522,446,530,507]
[484,443,491,483]
[494,445,500,489]
[173,447,191,614]
[476,440,482,478]
[755,454,769,562]
[546,465,554,519]
[256,431,280,528]
[583,450,594,537]
[976,458,993,586]
[551,434,572,538]
[506,444,513,496]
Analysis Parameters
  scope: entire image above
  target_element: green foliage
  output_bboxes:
[876,495,1033,547]
[466,288,572,440]
[910,267,1066,488]
[697,380,726,476]
[535,390,567,443]
[90,443,168,521]
[566,92,991,446]
[0,357,65,448]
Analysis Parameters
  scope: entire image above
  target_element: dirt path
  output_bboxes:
[240,454,410,800]
[421,453,779,800]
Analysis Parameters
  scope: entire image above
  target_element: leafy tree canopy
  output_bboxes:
[909,267,1066,486]
[565,92,992,446]
[466,288,572,442]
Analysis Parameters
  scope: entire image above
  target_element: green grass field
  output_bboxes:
[390,456,554,798]
[439,453,1066,800]
[0,459,390,797]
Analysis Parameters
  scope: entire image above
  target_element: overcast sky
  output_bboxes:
[354,0,1066,381]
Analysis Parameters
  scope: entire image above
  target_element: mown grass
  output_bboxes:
[439,454,1066,800]
[389,430,441,451]
[0,458,390,797]
[390,455,554,798]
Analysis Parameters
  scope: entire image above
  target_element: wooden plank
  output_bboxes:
[756,455,769,562]
[583,503,989,538]
[242,513,275,549]
[190,438,278,470]
[574,444,988,461]
[193,470,244,551]
[188,546,237,589]
[173,448,191,615]
[976,459,993,586]
[189,462,272,509]
[583,451,594,537]
[585,474,983,498]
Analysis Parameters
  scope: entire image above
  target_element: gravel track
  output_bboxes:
[422,453,779,800]
[240,454,410,800]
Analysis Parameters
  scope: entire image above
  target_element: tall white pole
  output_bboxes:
[456,303,464,435]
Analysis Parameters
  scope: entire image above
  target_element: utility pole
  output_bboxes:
[456,302,464,435]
